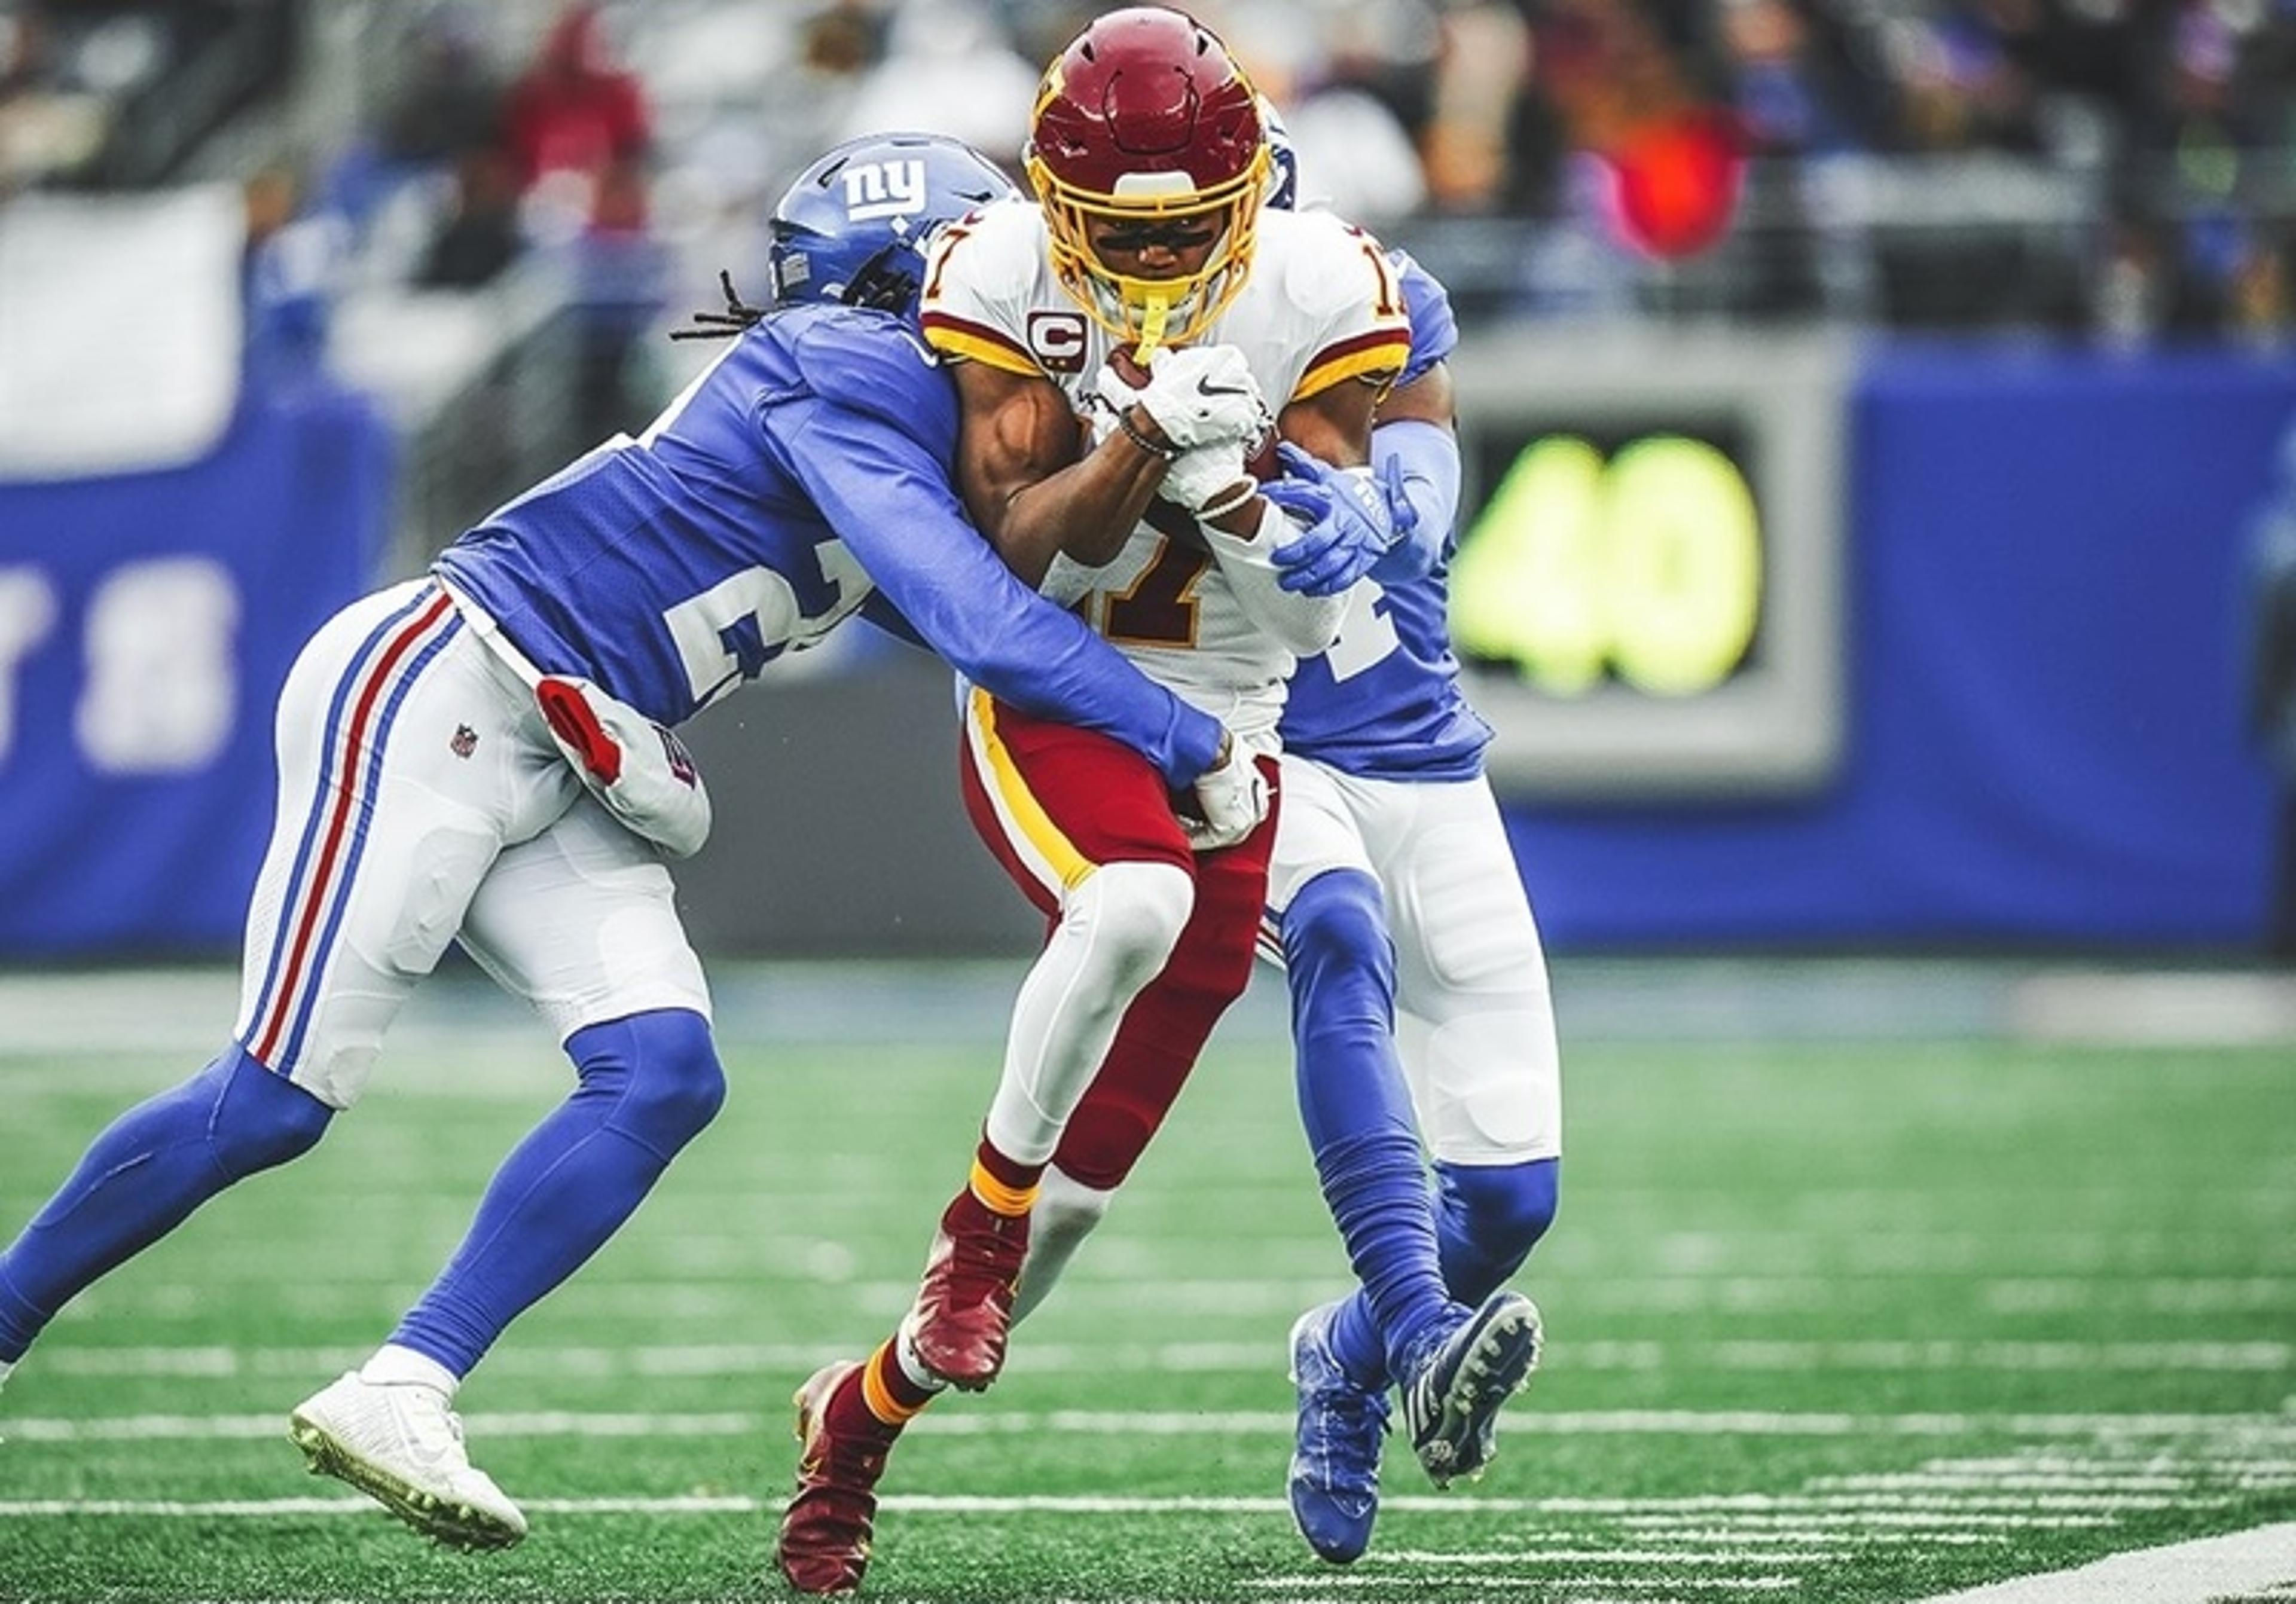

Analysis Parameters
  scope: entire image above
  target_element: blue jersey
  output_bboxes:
[1278,253,1492,782]
[435,303,1220,787]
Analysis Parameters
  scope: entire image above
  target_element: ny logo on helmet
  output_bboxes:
[842,161,928,223]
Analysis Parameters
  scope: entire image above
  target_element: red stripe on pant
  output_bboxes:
[958,698,1280,1190]
[252,588,455,1066]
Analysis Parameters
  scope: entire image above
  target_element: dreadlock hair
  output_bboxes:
[670,270,769,342]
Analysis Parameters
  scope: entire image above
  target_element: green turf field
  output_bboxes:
[1,964,2291,1602]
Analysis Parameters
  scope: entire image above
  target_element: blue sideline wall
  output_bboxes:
[0,348,2288,958]
[1509,347,2296,951]
[0,384,391,957]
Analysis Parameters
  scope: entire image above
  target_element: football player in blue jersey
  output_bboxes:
[1259,120,1564,1565]
[0,132,1268,1553]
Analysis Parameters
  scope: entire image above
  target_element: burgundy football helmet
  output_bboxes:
[1024,7,1268,350]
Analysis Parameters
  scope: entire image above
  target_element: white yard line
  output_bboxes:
[1620,1513,2119,1529]
[1244,1579,1802,1594]
[1906,1521,2296,1603]
[27,1336,2290,1377]
[0,1489,2246,1521]
[0,1494,1776,1519]
[8,1408,2295,1443]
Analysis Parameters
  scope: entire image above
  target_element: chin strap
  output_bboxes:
[1133,295,1170,365]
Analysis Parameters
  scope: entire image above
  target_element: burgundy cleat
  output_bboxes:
[777,1362,897,1596]
[907,1189,1030,1389]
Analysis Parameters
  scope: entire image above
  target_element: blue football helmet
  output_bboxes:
[768,133,1018,313]
[1258,95,1299,212]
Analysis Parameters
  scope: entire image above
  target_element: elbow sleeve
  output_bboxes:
[1202,502,1352,658]
[1371,418,1462,585]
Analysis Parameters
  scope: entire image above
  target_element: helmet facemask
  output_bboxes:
[1027,143,1269,355]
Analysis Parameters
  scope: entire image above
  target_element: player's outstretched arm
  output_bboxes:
[775,395,1226,788]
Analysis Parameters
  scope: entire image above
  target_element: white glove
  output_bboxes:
[1186,734,1270,853]
[536,676,713,858]
[1094,344,1270,451]
[1157,437,1254,514]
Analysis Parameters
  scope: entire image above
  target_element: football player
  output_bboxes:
[775,12,1540,1595]
[0,132,1266,1553]
[1254,112,1565,1565]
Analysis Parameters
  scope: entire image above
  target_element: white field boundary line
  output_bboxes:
[28,1338,2294,1378]
[49,1273,2296,1326]
[1906,1520,2296,1603]
[0,1495,2225,1516]
[8,1409,2296,1443]
[0,1494,1860,1518]
[1239,1588,1809,1597]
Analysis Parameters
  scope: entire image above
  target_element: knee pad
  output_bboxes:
[1436,1157,1559,1263]
[1071,860,1195,990]
[578,1009,726,1158]
[1282,869,1395,992]
[209,1046,334,1178]
[1282,870,1397,1060]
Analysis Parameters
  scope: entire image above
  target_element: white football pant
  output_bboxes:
[234,579,710,1108]
[1264,757,1562,1166]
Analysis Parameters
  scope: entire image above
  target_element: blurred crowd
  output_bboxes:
[5,0,2293,441]
[335,0,2295,356]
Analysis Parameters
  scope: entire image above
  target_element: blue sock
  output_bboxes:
[1284,869,1450,1391]
[1434,1157,1561,1307]
[0,1046,332,1361]
[388,1008,725,1378]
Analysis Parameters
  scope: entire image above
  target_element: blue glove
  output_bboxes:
[1263,442,1418,595]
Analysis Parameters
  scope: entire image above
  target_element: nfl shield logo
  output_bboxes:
[450,725,478,759]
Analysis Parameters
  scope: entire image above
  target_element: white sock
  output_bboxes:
[893,1321,951,1395]
[984,862,1192,1163]
[1010,1166,1117,1325]
[358,1343,460,1398]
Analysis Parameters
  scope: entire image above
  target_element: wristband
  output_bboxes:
[1196,478,1259,522]
[1112,405,1178,463]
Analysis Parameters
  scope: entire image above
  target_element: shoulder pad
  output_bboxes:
[1388,249,1459,382]
[1269,209,1392,320]
[781,305,957,442]
[918,200,1045,374]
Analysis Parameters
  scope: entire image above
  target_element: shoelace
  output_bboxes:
[1305,1383,1388,1474]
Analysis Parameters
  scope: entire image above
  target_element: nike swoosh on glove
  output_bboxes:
[1095,344,1272,451]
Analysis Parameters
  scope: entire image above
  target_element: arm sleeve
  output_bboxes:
[773,396,1224,787]
[1202,502,1352,659]
[1392,249,1461,383]
[1369,417,1463,586]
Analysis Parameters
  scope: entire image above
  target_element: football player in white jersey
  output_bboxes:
[777,11,1539,1596]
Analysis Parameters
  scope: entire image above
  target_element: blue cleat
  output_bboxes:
[1286,1300,1390,1563]
[1398,1290,1542,1489]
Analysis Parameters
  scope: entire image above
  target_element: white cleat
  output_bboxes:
[288,1371,527,1551]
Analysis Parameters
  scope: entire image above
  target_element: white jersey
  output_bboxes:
[921,201,1411,743]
